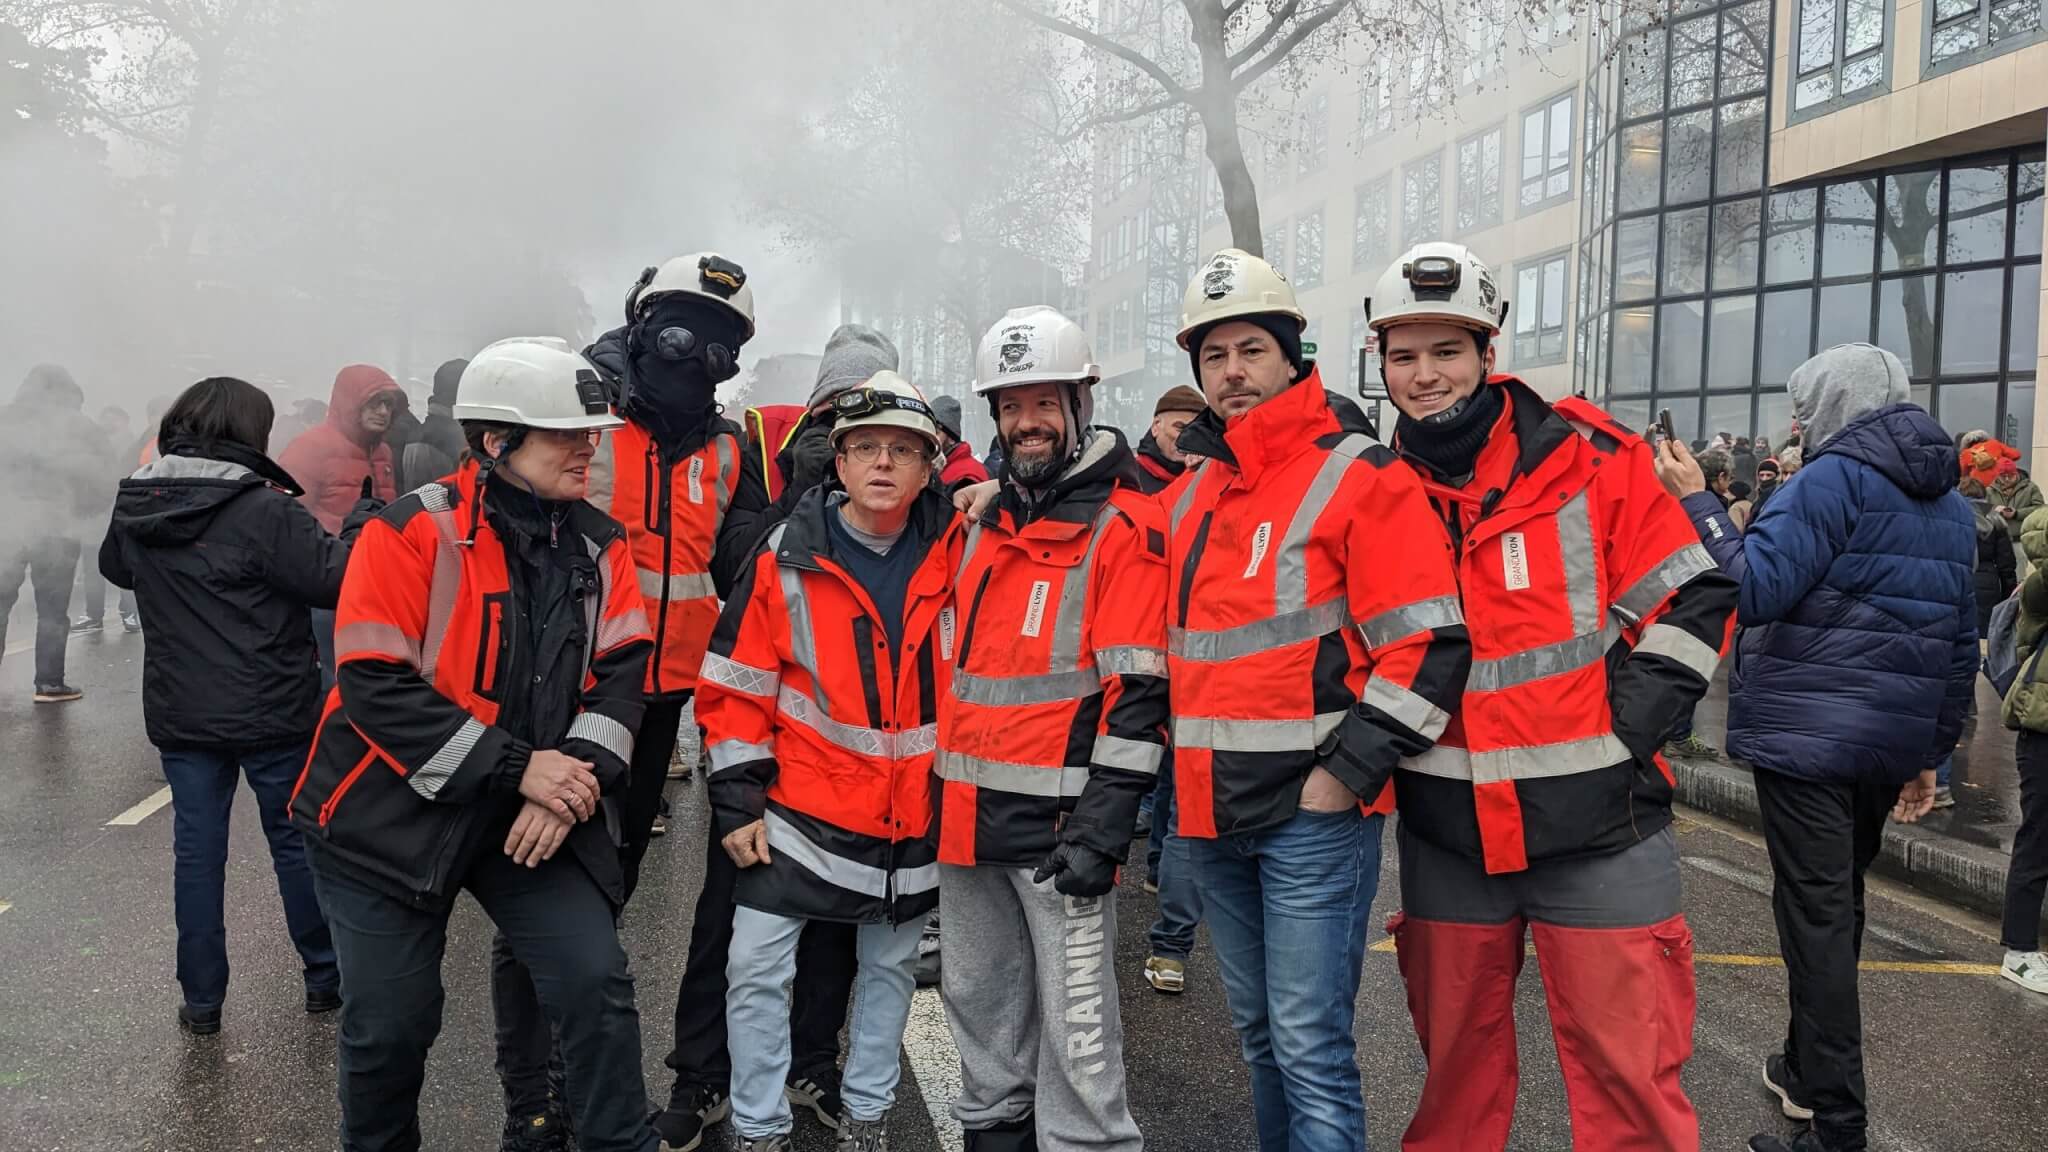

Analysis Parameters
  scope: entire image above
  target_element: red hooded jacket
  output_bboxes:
[279,365,400,532]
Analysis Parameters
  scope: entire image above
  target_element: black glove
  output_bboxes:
[1032,837,1121,898]
[341,478,385,543]
[784,421,836,497]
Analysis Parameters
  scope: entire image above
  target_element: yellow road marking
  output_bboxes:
[1368,938,1997,975]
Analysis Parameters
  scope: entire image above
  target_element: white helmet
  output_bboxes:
[1366,242,1508,336]
[973,306,1100,393]
[1176,248,1306,349]
[826,370,943,454]
[626,252,757,340]
[454,338,625,431]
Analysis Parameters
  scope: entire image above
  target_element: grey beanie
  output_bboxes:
[929,394,964,439]
[1789,342,1910,453]
[809,324,900,408]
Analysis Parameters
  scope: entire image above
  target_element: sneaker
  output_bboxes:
[835,1114,888,1152]
[787,1068,844,1131]
[653,1082,730,1151]
[69,615,102,634]
[33,684,83,703]
[2002,949,2048,994]
[499,1110,570,1152]
[1662,732,1718,758]
[650,811,669,837]
[177,1003,221,1036]
[1142,876,1159,895]
[736,1138,792,1152]
[305,986,342,1014]
[1144,955,1185,995]
[1932,786,1956,810]
[121,612,141,633]
[1762,1053,1815,1121]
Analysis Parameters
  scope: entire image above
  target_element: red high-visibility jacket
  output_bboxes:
[1164,370,1472,837]
[936,429,1170,867]
[1392,378,1739,874]
[587,420,742,699]
[288,463,652,903]
[745,404,808,502]
[698,485,965,924]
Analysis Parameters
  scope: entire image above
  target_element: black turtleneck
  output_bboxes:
[1395,382,1504,482]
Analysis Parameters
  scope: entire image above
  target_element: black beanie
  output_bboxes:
[1185,313,1306,383]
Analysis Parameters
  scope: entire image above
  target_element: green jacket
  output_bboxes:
[2003,506,2048,731]
[1995,476,2045,524]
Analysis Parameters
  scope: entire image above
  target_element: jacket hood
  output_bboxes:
[16,363,84,410]
[113,454,272,545]
[1136,429,1185,477]
[1815,402,1960,501]
[1790,343,1910,452]
[326,364,401,436]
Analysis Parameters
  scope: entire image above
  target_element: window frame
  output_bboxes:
[1357,71,1393,142]
[1297,91,1330,176]
[1294,209,1326,289]
[1924,0,2048,79]
[1789,0,1893,125]
[1353,175,1391,274]
[1519,89,1576,213]
[1511,247,1574,368]
[1455,124,1505,234]
[1403,151,1445,248]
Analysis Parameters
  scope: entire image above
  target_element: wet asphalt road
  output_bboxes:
[2,628,2045,1151]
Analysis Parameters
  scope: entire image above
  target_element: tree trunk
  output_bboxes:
[1185,0,1261,254]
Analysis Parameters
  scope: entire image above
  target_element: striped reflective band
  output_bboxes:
[952,667,1100,708]
[1097,645,1168,678]
[1556,490,1602,634]
[712,434,737,523]
[416,485,463,682]
[778,685,937,760]
[411,716,485,799]
[1168,461,1207,536]
[1169,598,1350,663]
[764,810,938,899]
[1048,503,1120,673]
[597,604,651,654]
[1355,595,1465,649]
[566,711,634,763]
[709,738,774,772]
[1277,435,1371,614]
[771,524,832,714]
[701,652,780,698]
[937,750,1089,798]
[1635,622,1722,682]
[1612,543,1719,626]
[638,568,717,603]
[1398,731,1633,784]
[1362,675,1453,741]
[1171,710,1348,753]
[335,621,421,668]
[1093,733,1164,775]
[1467,624,1618,693]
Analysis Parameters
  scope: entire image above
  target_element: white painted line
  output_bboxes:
[903,986,964,1152]
[3,639,30,656]
[106,785,173,826]
[1683,855,1932,953]
[0,901,12,916]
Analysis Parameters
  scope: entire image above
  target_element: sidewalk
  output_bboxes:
[1673,669,2025,917]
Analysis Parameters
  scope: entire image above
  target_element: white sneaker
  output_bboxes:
[2002,950,2048,994]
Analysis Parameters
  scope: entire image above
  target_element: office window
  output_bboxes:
[1928,0,2045,74]
[1793,0,1887,114]
[1456,127,1504,232]
[1407,29,1448,112]
[1263,217,1289,273]
[1404,154,1443,247]
[1513,251,1571,366]
[1358,72,1392,140]
[1353,177,1391,272]
[1298,92,1329,175]
[1520,91,1573,209]
[1263,131,1292,189]
[1112,301,1131,355]
[1295,210,1325,289]
[1528,0,1575,45]
[1462,2,1506,86]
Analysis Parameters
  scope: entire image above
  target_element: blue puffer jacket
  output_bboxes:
[1681,403,1976,783]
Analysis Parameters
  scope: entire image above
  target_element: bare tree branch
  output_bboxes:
[1222,0,1252,20]
[1228,0,1351,93]
[1225,0,1302,70]
[1058,90,1184,141]
[993,0,1191,102]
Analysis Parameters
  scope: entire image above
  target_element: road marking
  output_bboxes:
[903,986,964,1152]
[1682,855,1935,953]
[1370,937,1995,975]
[106,786,172,826]
[0,901,11,916]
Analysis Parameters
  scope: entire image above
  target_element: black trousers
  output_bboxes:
[1753,768,1904,1152]
[0,536,79,685]
[310,847,654,1152]
[663,811,857,1100]
[2003,730,2048,951]
[620,696,688,903]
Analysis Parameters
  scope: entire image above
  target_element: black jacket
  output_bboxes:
[1971,496,2019,634]
[99,444,348,750]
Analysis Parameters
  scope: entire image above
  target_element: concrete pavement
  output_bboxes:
[2,630,2045,1150]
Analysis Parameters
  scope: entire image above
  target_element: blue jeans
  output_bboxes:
[1188,807,1383,1152]
[1146,767,1203,960]
[161,743,336,1010]
[727,906,923,1138]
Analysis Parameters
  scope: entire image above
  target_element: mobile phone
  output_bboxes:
[1655,408,1676,443]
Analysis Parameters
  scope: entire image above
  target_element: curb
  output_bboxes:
[1670,756,2013,918]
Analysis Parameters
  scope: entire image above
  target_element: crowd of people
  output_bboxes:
[6,235,2045,1152]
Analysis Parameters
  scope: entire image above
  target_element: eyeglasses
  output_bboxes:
[531,427,603,447]
[842,440,928,466]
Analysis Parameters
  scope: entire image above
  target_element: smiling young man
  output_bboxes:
[1366,242,1736,1152]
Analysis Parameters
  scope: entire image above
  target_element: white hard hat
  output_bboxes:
[627,252,757,341]
[1366,242,1509,336]
[826,370,943,454]
[973,307,1100,393]
[1176,248,1306,349]
[454,338,625,431]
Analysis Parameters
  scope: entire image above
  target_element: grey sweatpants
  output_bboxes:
[939,865,1143,1152]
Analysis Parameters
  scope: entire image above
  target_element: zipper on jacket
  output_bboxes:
[651,442,675,696]
[319,751,378,828]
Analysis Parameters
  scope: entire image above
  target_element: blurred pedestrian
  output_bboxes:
[1734,436,1759,489]
[404,358,469,484]
[0,364,110,702]
[1958,428,2016,489]
[98,376,359,1036]
[72,401,135,632]
[1655,343,1976,1152]
[1729,480,1756,530]
[1753,458,1783,518]
[1990,457,2043,526]
[928,393,990,490]
[1959,478,2018,636]
[1131,384,1204,495]
[1996,504,2048,995]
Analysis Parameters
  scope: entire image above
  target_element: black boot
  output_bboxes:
[963,1115,1036,1152]
[1749,1130,1839,1152]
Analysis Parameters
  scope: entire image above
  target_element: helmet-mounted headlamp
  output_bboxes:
[833,386,934,422]
[1405,255,1462,300]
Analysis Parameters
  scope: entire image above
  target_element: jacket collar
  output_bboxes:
[990,427,1136,530]
[1175,368,1338,487]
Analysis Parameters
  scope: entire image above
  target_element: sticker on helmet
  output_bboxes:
[1476,271,1498,313]
[997,324,1038,373]
[1201,254,1238,300]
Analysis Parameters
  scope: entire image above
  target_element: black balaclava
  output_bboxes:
[1395,371,1504,483]
[624,295,746,453]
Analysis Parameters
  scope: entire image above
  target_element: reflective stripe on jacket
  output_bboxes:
[587,421,741,698]
[1391,379,1738,874]
[1165,370,1472,838]
[936,429,1170,867]
[287,463,653,902]
[745,404,807,503]
[698,484,965,924]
